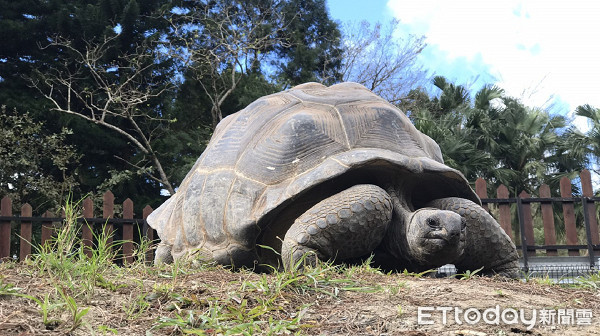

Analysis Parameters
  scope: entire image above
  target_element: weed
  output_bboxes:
[532,275,556,286]
[571,272,600,290]
[11,195,141,332]
[454,267,484,280]
[96,274,126,291]
[401,269,437,278]
[342,255,383,276]
[0,276,19,296]
[151,298,309,335]
[123,292,151,320]
[28,194,123,301]
[4,287,63,328]
[386,281,407,296]
[96,325,118,335]
[58,286,90,332]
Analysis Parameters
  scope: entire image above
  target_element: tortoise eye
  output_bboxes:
[426,217,441,228]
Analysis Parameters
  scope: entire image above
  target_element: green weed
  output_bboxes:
[570,272,600,290]
[58,286,90,332]
[453,267,484,280]
[401,269,437,278]
[3,286,63,328]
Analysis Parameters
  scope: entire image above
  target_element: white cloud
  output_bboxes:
[387,0,600,121]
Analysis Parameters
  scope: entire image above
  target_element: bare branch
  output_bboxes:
[339,19,430,104]
[164,0,287,128]
[28,35,175,194]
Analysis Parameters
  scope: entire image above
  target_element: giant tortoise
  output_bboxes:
[148,82,519,277]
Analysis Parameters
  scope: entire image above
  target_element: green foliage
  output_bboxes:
[1,0,344,207]
[0,275,19,296]
[571,104,600,182]
[0,106,80,213]
[275,0,343,86]
[29,195,123,301]
[453,267,484,280]
[59,287,90,332]
[400,269,437,278]
[409,77,587,196]
[0,0,175,209]
[567,271,600,290]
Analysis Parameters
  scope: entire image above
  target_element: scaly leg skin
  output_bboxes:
[154,243,174,265]
[281,184,393,270]
[426,197,520,278]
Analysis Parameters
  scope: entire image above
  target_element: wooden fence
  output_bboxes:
[0,191,155,264]
[476,169,600,269]
[1,170,600,268]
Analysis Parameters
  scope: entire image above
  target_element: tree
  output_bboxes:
[275,0,343,86]
[410,77,586,195]
[470,97,579,194]
[569,104,600,176]
[411,106,494,182]
[1,0,178,206]
[339,20,428,104]
[29,34,176,195]
[167,0,288,129]
[167,0,344,132]
[0,106,80,212]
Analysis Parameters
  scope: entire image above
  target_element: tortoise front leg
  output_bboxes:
[281,184,393,270]
[154,243,174,265]
[426,197,520,278]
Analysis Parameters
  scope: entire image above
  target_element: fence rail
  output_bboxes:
[2,170,600,271]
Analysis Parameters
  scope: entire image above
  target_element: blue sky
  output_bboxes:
[326,0,600,128]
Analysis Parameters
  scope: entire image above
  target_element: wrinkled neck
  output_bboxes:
[380,186,414,264]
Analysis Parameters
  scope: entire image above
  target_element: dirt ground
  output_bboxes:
[1,262,600,336]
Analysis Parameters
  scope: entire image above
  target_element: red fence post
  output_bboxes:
[103,191,115,249]
[539,184,557,256]
[122,198,134,264]
[143,205,154,264]
[580,169,599,255]
[475,178,489,212]
[1,196,12,259]
[82,197,94,258]
[560,177,580,256]
[41,211,54,247]
[497,185,513,240]
[519,191,536,256]
[19,203,33,260]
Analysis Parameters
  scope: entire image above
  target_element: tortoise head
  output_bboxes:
[404,207,466,266]
[379,170,475,270]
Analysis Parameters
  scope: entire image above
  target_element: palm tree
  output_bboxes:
[569,104,600,175]
[410,77,587,196]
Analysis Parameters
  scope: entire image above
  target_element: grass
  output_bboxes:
[3,197,600,334]
[0,196,391,334]
[1,195,143,332]
[453,266,484,280]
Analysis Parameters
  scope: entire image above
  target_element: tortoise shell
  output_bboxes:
[147,82,479,267]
